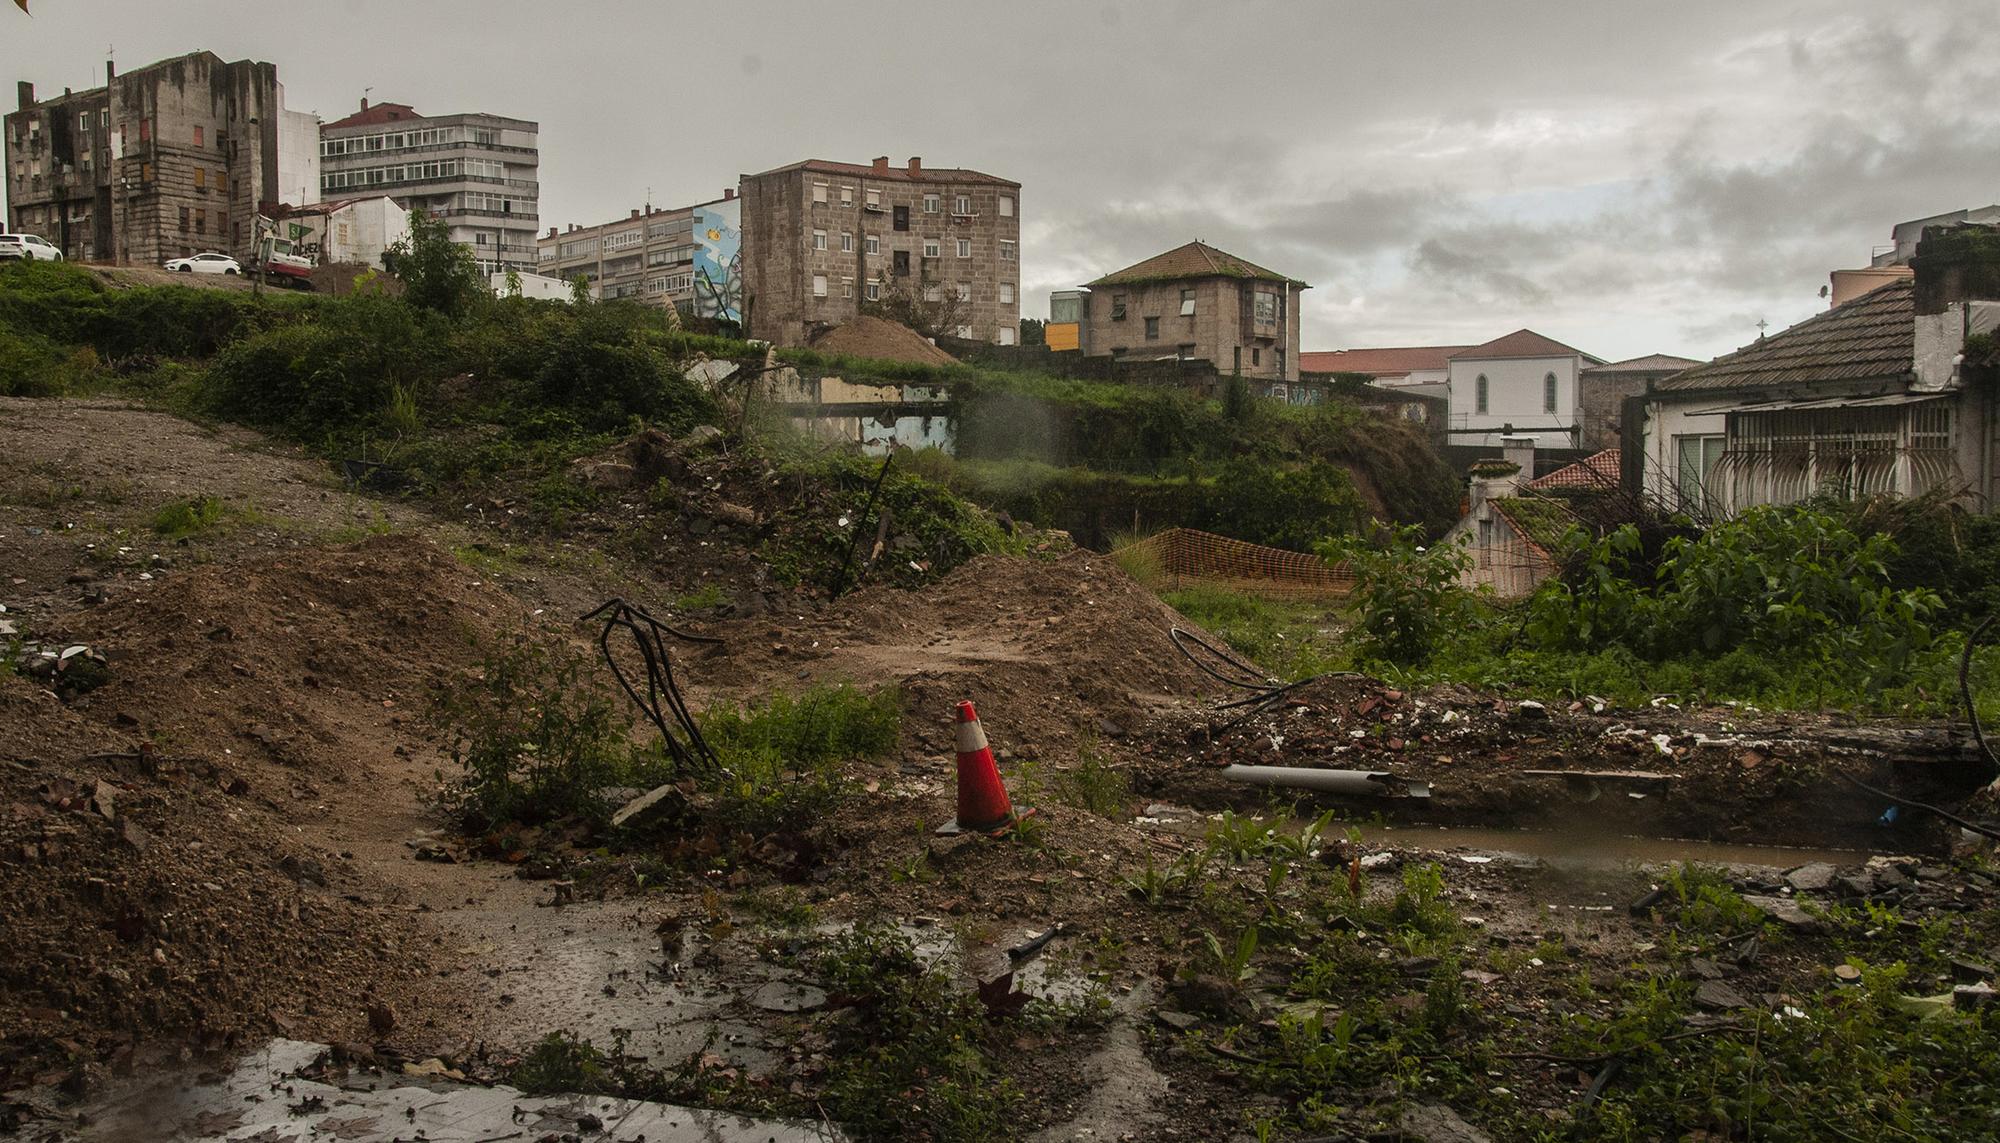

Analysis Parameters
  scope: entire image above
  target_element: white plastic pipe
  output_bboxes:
[1220,764,1431,799]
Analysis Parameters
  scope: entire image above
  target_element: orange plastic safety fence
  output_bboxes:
[1113,528,1354,600]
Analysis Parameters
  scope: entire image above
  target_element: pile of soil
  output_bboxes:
[0,680,449,1092]
[1139,674,1994,851]
[52,534,522,784]
[696,550,1229,758]
[807,315,957,366]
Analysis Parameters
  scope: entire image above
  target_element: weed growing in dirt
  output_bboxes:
[428,638,658,831]
[1022,742,1131,818]
[151,493,255,540]
[510,1031,611,1095]
[1660,864,1768,940]
[697,681,900,834]
[812,924,1024,1140]
[671,583,727,611]
[1159,583,1349,682]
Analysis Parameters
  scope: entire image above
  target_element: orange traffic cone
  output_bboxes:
[937,700,1034,836]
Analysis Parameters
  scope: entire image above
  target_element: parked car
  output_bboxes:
[0,233,63,261]
[163,252,241,275]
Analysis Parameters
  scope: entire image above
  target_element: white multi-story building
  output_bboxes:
[1446,330,1605,449]
[317,99,538,277]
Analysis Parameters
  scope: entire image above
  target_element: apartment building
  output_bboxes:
[537,189,741,321]
[5,50,315,264]
[1080,241,1308,384]
[738,155,1021,346]
[318,99,539,277]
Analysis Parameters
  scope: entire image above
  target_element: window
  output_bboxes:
[812,274,828,298]
[999,195,1013,218]
[925,284,943,302]
[1111,294,1127,321]
[1180,288,1195,316]
[1251,347,1261,366]
[956,238,971,258]
[193,125,203,147]
[1475,374,1489,414]
[997,326,1017,346]
[1253,291,1279,324]
[194,167,206,190]
[1544,372,1559,413]
[195,208,205,235]
[892,205,908,231]
[999,239,1015,262]
[140,162,154,183]
[139,119,150,142]
[178,205,190,231]
[840,186,853,205]
[812,182,828,204]
[840,277,854,298]
[955,324,973,338]
[865,188,881,209]
[813,229,827,251]
[923,193,940,213]
[923,237,941,258]
[999,282,1015,304]
[865,281,881,300]
[216,169,227,194]
[956,282,971,302]
[840,231,853,253]
[953,194,971,215]
[1675,434,1726,512]
[1144,316,1160,340]
[892,249,910,275]
[865,234,879,255]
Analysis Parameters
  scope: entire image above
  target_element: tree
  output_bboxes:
[1019,317,1045,346]
[383,210,487,318]
[862,273,967,340]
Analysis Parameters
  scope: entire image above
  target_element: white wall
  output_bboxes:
[1639,399,1725,508]
[1447,354,1582,448]
[276,101,321,209]
[323,197,407,269]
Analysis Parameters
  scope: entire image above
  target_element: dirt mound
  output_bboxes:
[52,534,520,784]
[808,316,958,366]
[696,550,1228,758]
[0,679,450,1091]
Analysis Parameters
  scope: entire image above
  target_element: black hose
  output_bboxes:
[1836,771,2000,843]
[1169,626,1362,738]
[1961,615,1997,778]
[579,599,723,777]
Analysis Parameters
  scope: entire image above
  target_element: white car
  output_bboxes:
[164,252,241,275]
[0,233,63,261]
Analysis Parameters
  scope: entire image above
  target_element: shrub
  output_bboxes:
[1320,522,1475,667]
[698,682,900,833]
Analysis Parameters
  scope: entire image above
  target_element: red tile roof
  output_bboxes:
[1526,448,1621,491]
[745,158,1019,187]
[1452,329,1603,364]
[1656,278,1915,393]
[324,101,422,129]
[1088,241,1307,287]
[1583,353,1701,374]
[1299,345,1474,376]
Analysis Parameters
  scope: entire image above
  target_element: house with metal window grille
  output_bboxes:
[1629,223,2000,519]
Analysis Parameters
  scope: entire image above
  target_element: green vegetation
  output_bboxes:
[697,681,902,834]
[150,493,255,540]
[1158,585,1346,682]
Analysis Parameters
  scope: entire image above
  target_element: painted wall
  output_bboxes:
[276,103,321,209]
[1447,354,1583,448]
[690,198,743,323]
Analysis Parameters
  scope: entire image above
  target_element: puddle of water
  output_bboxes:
[1353,822,1878,869]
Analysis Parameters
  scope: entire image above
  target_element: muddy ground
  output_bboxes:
[3,396,1999,1142]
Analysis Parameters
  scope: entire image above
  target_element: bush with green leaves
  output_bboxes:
[428,638,659,831]
[1319,522,1475,667]
[697,682,900,834]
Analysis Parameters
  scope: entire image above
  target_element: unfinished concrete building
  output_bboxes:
[5,51,314,264]
[738,156,1021,347]
[319,100,539,278]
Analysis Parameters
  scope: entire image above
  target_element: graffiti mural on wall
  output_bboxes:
[690,199,742,323]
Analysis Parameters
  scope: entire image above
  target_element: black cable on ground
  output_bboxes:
[1961,615,1997,779]
[1836,771,2000,843]
[580,598,722,778]
[1169,626,1363,738]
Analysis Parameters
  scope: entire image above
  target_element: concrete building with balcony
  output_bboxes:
[318,99,538,277]
[738,155,1021,347]
[5,50,312,264]
[537,189,741,321]
[1079,241,1308,386]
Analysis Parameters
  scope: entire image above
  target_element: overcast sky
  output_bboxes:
[6,1,1996,361]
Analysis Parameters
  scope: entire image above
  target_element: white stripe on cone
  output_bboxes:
[956,716,989,755]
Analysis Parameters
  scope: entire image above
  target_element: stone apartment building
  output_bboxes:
[738,156,1021,346]
[5,50,316,264]
[1080,241,1308,385]
[537,189,742,322]
[319,100,539,278]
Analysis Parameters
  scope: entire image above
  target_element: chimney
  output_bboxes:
[1501,437,1536,479]
[872,156,889,172]
[106,60,115,83]
[629,208,640,219]
[15,82,30,111]
[1466,446,1529,518]
[359,96,369,112]
[1911,222,2000,391]
[546,226,557,239]
[907,156,922,173]
[723,187,735,200]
